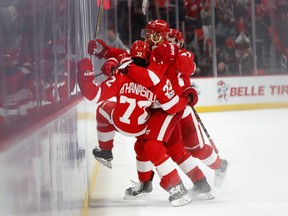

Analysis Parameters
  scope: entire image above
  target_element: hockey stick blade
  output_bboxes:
[94,156,112,169]
[142,0,148,15]
[118,60,133,69]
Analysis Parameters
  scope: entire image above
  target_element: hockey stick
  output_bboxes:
[192,107,219,154]
[90,0,103,75]
[142,0,148,15]
[142,0,149,22]
[94,0,104,39]
[94,72,103,78]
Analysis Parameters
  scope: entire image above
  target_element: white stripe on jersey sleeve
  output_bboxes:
[91,87,102,104]
[160,95,179,111]
[147,69,160,85]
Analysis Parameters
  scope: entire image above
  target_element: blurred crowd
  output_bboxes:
[0,0,77,127]
[0,0,288,127]
[125,0,288,76]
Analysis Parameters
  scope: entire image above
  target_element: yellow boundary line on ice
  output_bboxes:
[195,102,288,113]
[77,112,96,120]
[77,102,288,117]
[80,162,99,216]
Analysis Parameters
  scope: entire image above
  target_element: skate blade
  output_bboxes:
[94,156,112,169]
[189,191,215,201]
[123,192,151,200]
[170,194,192,207]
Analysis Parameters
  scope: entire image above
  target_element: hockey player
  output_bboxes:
[120,25,228,189]
[95,41,214,201]
[119,21,212,199]
[116,20,215,199]
[167,28,228,187]
[87,20,217,199]
[78,40,194,206]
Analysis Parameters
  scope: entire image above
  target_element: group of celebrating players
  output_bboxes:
[77,19,228,207]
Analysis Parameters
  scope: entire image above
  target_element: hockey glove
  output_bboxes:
[117,52,131,65]
[183,86,198,106]
[101,57,119,76]
[117,52,132,74]
[77,58,94,83]
[153,43,178,63]
[88,39,109,59]
[77,58,101,101]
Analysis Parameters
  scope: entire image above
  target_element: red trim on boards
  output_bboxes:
[0,95,84,151]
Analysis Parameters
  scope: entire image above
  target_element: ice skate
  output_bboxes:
[124,172,154,200]
[92,147,113,169]
[167,181,192,207]
[214,159,229,187]
[190,177,215,200]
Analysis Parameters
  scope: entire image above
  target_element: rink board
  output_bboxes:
[192,74,288,112]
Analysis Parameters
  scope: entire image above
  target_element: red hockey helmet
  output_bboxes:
[144,19,170,39]
[168,28,184,49]
[130,40,151,60]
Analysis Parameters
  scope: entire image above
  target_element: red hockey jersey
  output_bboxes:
[126,42,196,96]
[93,40,196,97]
[77,58,188,136]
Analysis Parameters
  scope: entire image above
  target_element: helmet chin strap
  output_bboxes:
[151,32,162,45]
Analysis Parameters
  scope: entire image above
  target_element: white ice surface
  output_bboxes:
[88,108,288,216]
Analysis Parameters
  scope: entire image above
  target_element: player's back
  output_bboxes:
[111,74,156,137]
